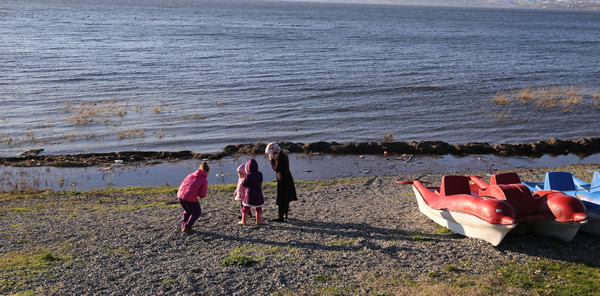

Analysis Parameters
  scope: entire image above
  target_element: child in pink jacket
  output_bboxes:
[177,161,209,233]
[234,163,251,218]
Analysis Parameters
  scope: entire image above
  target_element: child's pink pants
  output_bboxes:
[241,206,262,215]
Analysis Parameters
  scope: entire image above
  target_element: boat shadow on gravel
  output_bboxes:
[494,231,600,266]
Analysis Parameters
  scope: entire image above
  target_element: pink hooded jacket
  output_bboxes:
[177,169,208,202]
[234,164,247,202]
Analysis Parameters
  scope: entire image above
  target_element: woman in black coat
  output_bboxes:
[266,142,297,222]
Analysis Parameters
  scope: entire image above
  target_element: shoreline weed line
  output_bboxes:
[0,177,364,200]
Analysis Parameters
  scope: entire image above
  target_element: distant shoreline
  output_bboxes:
[2,137,600,168]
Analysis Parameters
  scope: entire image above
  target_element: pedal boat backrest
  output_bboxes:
[489,172,521,185]
[591,170,600,193]
[440,175,472,196]
[487,172,540,216]
[544,172,576,191]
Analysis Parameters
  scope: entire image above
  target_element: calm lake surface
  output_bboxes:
[2,0,600,156]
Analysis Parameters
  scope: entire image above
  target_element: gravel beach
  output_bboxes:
[2,164,600,295]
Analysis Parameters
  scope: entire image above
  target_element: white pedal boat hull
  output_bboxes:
[412,186,516,246]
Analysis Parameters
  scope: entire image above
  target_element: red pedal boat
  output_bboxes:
[398,176,517,246]
[399,173,587,246]
[469,172,587,242]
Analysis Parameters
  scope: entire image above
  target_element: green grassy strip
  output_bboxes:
[0,248,62,292]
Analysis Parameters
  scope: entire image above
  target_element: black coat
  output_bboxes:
[270,153,297,205]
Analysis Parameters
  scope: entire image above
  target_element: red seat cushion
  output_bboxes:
[440,175,472,196]
[490,172,521,185]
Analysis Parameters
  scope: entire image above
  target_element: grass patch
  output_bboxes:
[209,183,238,193]
[314,274,332,283]
[138,202,179,209]
[327,239,357,247]
[107,246,132,258]
[1,176,363,201]
[0,190,55,202]
[0,248,62,291]
[363,258,600,295]
[312,285,355,295]
[434,226,454,234]
[219,246,263,267]
[8,208,30,212]
[7,288,44,296]
[219,255,260,267]
[86,185,178,196]
[362,270,446,295]
[219,244,297,267]
[410,232,435,242]
[264,245,298,262]
[495,258,600,295]
[443,264,462,273]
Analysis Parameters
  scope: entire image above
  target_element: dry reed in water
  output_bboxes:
[64,99,129,126]
[495,108,511,120]
[117,129,146,140]
[491,92,510,105]
[592,89,600,109]
[498,85,594,110]
[518,87,535,104]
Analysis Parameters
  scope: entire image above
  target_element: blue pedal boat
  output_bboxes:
[522,171,600,236]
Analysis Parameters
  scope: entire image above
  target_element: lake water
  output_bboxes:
[2,0,600,157]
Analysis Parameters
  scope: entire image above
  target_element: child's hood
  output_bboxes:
[237,164,247,176]
[192,169,208,178]
[245,158,259,173]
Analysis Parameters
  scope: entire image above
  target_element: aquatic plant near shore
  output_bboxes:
[1,98,183,148]
[495,108,511,120]
[491,92,511,105]
[64,99,129,126]
[181,114,206,121]
[518,87,535,104]
[383,133,393,142]
[492,85,597,115]
[116,129,146,140]
[593,89,600,109]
